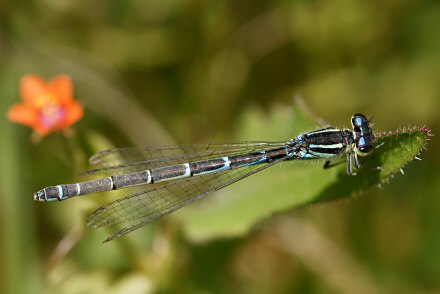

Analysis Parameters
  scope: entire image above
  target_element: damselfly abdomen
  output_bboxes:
[34,114,375,242]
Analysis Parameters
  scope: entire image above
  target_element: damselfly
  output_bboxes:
[35,113,375,242]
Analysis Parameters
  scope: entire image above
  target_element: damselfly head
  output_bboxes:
[351,113,375,156]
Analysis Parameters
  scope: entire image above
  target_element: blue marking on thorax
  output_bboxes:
[298,150,312,158]
[352,131,357,140]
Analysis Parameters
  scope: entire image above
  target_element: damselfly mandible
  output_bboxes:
[34,113,375,242]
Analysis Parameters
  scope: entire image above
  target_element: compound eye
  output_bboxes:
[351,113,368,131]
[358,145,373,155]
[352,114,366,125]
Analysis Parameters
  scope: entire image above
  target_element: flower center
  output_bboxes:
[35,93,66,128]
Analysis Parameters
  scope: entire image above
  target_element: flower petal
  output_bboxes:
[20,75,49,105]
[49,75,73,103]
[8,103,52,136]
[7,103,39,127]
[33,125,52,137]
[58,100,84,129]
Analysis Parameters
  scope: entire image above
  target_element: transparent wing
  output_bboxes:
[85,142,288,176]
[87,155,290,242]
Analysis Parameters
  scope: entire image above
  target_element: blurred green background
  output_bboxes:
[0,0,439,293]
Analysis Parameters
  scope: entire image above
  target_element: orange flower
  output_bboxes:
[7,74,84,137]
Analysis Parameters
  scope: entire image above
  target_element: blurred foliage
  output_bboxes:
[0,0,439,293]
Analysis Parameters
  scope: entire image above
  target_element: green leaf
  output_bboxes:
[177,104,431,242]
[312,127,430,204]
